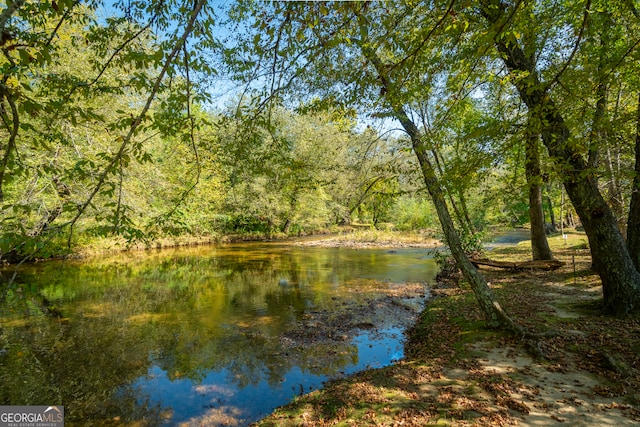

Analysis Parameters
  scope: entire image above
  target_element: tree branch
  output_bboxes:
[543,0,591,92]
[65,0,207,246]
[391,0,456,74]
[45,0,82,48]
[0,0,25,41]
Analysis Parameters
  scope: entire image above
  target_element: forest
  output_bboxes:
[1,0,640,317]
[2,1,640,425]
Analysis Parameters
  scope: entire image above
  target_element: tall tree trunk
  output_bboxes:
[525,117,553,260]
[357,41,518,330]
[627,92,640,270]
[481,0,640,315]
[396,107,515,329]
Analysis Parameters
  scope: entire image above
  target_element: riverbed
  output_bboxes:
[0,241,439,426]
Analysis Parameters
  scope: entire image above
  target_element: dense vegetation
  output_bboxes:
[0,1,446,259]
[1,1,640,317]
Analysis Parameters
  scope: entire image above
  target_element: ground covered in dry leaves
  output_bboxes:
[253,232,640,426]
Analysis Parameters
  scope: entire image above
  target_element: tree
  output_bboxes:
[479,0,640,314]
[623,4,640,270]
[415,91,499,233]
[525,115,553,260]
[222,1,520,330]
[629,92,640,270]
[0,0,214,261]
[216,104,393,234]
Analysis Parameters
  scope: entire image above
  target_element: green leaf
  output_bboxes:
[18,49,32,64]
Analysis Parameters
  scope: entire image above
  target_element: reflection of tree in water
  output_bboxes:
[0,311,167,423]
[0,293,327,415]
[1,246,427,425]
[150,317,359,389]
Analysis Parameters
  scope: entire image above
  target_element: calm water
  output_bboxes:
[0,241,438,426]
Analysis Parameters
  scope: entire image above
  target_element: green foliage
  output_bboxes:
[390,195,438,231]
[0,230,71,261]
[214,103,411,235]
[1,0,638,266]
[0,1,219,260]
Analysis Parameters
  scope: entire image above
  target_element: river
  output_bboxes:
[0,241,439,426]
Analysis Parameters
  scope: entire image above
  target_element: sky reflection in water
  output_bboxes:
[131,326,406,426]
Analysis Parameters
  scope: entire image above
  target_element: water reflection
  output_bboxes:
[0,242,437,426]
[485,228,532,249]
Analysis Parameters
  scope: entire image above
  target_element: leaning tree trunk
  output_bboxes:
[357,41,518,330]
[481,0,640,315]
[396,107,516,329]
[525,117,553,260]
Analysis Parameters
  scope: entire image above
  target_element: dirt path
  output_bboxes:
[468,343,636,425]
[428,278,639,426]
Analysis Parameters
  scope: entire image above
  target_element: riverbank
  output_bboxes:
[62,228,440,259]
[253,232,640,426]
[1,223,445,265]
[291,229,440,249]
